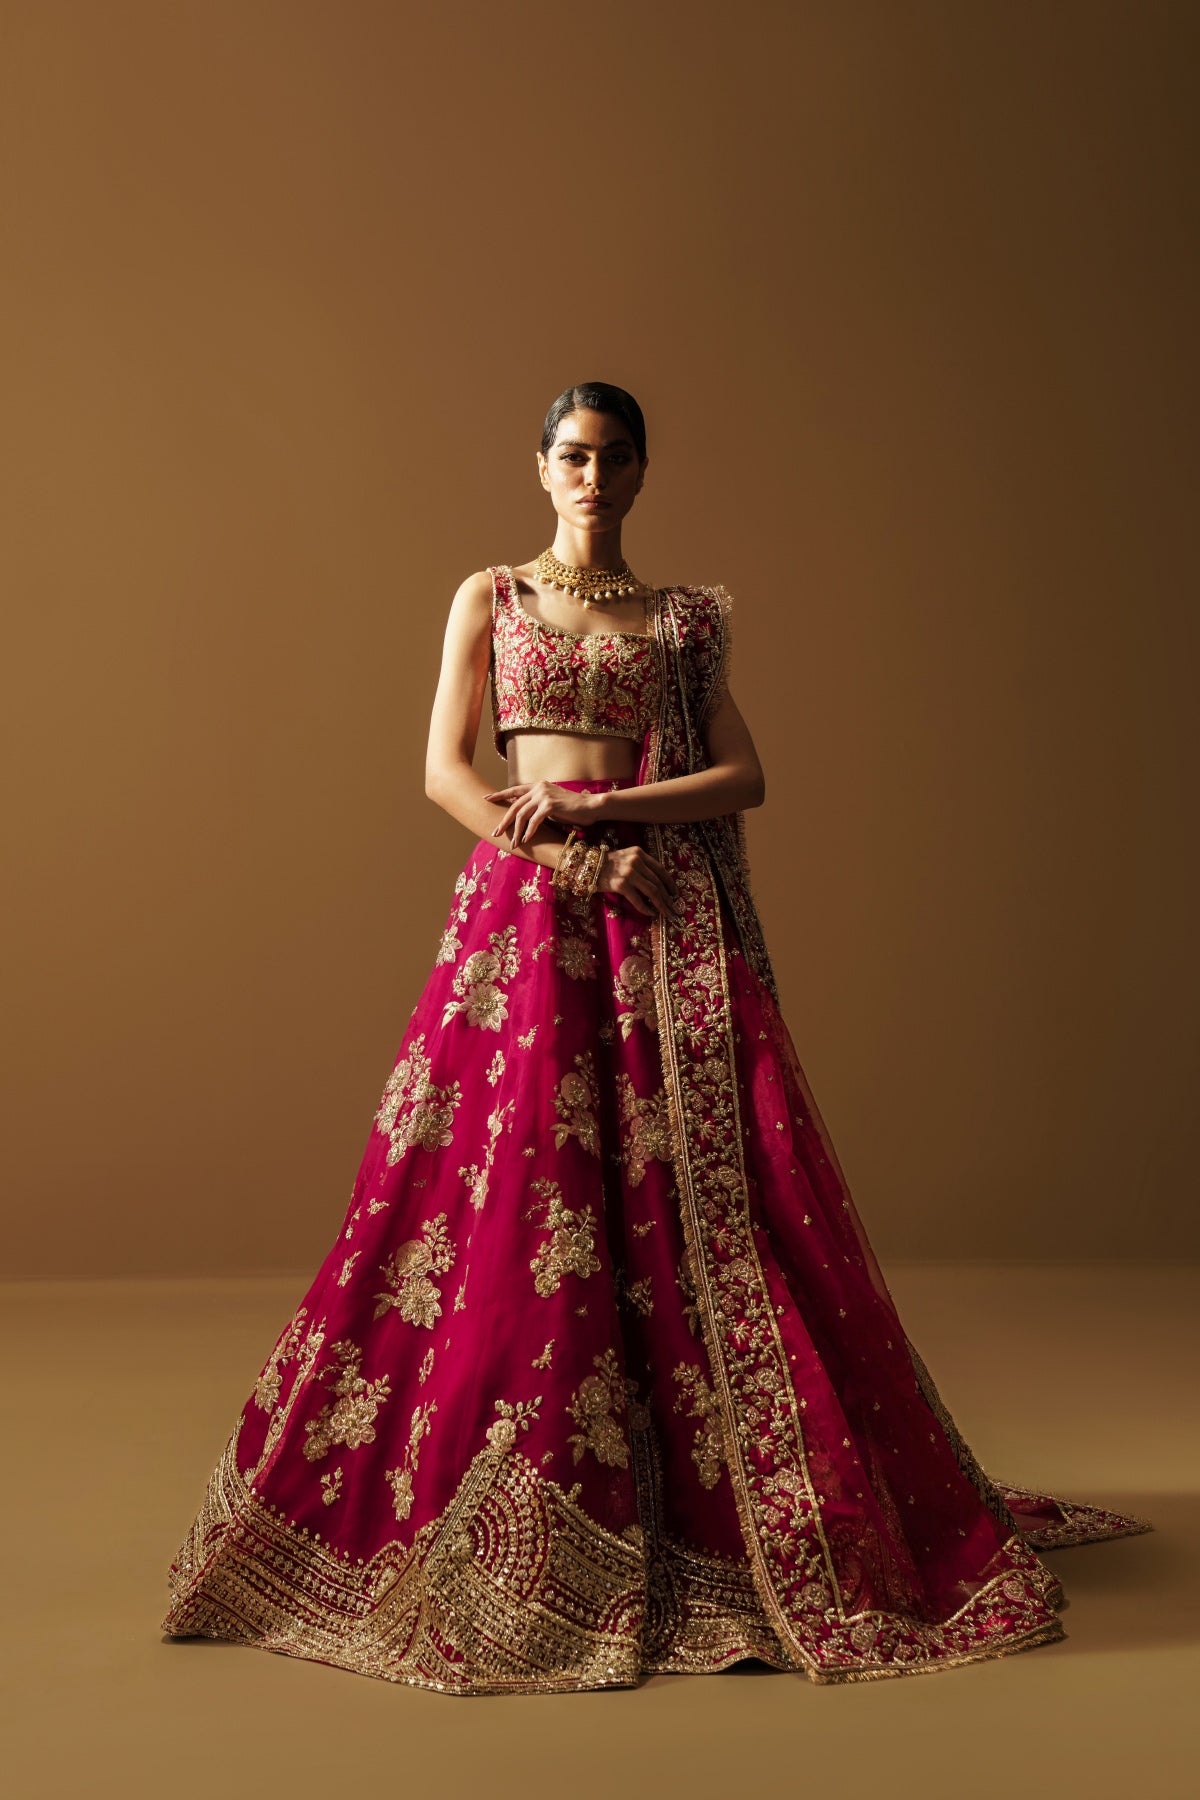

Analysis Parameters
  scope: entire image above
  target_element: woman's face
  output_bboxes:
[536,409,646,530]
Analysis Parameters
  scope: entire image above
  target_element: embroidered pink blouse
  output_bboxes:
[488,564,662,759]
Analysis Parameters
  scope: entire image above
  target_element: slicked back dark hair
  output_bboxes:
[540,382,647,465]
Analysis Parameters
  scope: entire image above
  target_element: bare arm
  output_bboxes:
[590,685,765,823]
[423,571,569,871]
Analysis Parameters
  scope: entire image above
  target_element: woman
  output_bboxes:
[160,381,1149,1692]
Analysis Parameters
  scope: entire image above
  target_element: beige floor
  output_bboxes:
[3,1263,1194,1800]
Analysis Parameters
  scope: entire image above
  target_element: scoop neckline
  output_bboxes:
[503,565,655,641]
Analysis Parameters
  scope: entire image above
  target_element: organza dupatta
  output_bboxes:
[632,583,1148,1680]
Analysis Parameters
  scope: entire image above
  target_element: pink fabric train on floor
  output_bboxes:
[160,570,1150,1691]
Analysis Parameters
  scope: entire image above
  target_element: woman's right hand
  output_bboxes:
[595,845,681,922]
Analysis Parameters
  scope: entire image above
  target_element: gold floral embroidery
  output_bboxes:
[436,925,463,965]
[453,1273,468,1312]
[253,1306,310,1413]
[552,1052,600,1156]
[374,1034,462,1167]
[417,1346,435,1386]
[616,1074,674,1186]
[622,1274,654,1317]
[441,926,521,1031]
[435,863,487,965]
[161,586,1121,1693]
[457,1097,515,1211]
[566,1348,631,1469]
[532,1339,555,1369]
[632,1218,657,1237]
[320,1466,343,1506]
[485,1048,506,1087]
[163,1408,1093,1693]
[302,1339,392,1463]
[367,1197,389,1215]
[485,1395,541,1452]
[374,1214,456,1329]
[675,1254,701,1338]
[344,1205,361,1240]
[250,1315,327,1479]
[517,876,541,903]
[672,1361,727,1489]
[517,1025,539,1048]
[556,933,598,981]
[647,797,844,1652]
[385,1399,438,1522]
[337,1251,360,1288]
[524,1177,601,1296]
[614,940,658,1037]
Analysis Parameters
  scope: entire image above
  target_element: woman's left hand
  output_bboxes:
[483,781,601,846]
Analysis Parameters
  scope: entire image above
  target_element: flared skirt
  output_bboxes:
[160,778,1150,1692]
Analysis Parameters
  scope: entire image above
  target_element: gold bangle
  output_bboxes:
[551,830,581,894]
[564,838,590,894]
[561,841,589,898]
[583,842,608,902]
[562,838,595,901]
[580,843,603,899]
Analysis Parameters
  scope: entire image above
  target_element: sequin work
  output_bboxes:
[160,580,1152,1696]
[488,564,662,756]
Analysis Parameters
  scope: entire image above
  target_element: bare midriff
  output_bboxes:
[503,729,641,786]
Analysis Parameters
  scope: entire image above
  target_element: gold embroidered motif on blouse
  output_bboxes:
[488,564,662,756]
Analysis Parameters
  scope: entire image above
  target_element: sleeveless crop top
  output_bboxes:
[488,563,662,758]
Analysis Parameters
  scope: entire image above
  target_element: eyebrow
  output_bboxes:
[555,437,634,449]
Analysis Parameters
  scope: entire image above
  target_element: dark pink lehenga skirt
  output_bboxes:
[160,777,1150,1692]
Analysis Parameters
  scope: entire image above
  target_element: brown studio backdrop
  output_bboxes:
[1,1,1195,1280]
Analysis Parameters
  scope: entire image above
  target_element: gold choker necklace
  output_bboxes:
[533,546,644,608]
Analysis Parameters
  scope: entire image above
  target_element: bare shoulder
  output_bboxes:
[442,567,496,632]
[450,567,495,610]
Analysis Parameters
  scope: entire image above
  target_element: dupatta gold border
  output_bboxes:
[641,587,1068,1681]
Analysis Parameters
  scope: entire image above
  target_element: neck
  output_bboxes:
[549,524,626,569]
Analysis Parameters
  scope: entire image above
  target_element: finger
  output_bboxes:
[491,805,518,837]
[523,802,552,843]
[638,850,678,896]
[514,801,541,846]
[642,874,680,922]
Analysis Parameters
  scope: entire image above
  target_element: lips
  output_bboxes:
[577,499,609,508]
